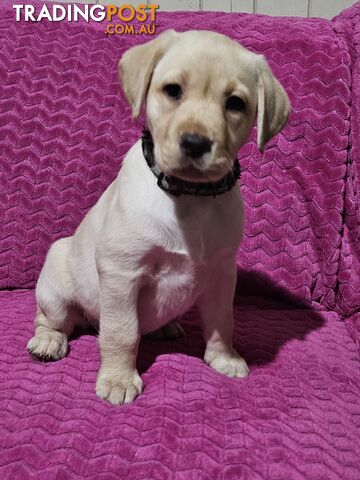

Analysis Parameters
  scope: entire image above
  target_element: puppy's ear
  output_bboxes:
[119,29,178,119]
[256,55,290,152]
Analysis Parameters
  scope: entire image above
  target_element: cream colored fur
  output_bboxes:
[27,30,289,405]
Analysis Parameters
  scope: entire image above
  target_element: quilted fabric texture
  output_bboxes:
[1,290,360,480]
[1,0,360,479]
[0,2,352,310]
[333,4,360,345]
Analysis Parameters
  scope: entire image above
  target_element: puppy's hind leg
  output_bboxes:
[27,238,75,361]
[28,307,70,361]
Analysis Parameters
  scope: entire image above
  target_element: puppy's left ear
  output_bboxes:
[256,55,290,152]
[119,30,178,119]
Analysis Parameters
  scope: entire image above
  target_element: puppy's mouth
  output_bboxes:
[169,162,229,183]
[168,150,232,182]
[153,140,231,182]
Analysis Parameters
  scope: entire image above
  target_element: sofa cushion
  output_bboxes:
[1,289,359,479]
[0,2,352,312]
[332,4,360,335]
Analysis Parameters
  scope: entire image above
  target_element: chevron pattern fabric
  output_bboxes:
[333,5,360,346]
[0,5,351,308]
[1,1,360,478]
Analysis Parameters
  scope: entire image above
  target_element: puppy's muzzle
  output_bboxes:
[180,133,213,160]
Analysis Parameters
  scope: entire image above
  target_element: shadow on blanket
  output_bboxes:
[69,269,324,371]
[136,269,324,373]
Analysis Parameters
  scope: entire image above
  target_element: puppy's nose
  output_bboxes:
[180,134,212,159]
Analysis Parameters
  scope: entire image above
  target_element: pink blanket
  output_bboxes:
[1,1,359,478]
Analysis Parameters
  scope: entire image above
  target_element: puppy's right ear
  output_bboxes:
[119,30,178,119]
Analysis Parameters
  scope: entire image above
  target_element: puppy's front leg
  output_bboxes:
[198,263,249,378]
[96,270,143,405]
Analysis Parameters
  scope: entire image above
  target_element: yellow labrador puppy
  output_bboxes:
[27,30,289,404]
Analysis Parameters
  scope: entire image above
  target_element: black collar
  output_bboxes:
[141,129,240,197]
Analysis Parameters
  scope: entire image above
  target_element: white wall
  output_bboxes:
[53,0,356,19]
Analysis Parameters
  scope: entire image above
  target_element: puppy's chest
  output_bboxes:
[137,245,212,333]
[135,195,242,332]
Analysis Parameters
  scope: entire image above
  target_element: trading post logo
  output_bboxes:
[13,4,159,35]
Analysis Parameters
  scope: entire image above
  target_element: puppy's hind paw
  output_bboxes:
[27,330,68,361]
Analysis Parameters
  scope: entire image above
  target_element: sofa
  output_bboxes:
[1,1,359,478]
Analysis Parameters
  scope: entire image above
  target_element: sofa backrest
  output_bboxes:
[0,1,356,313]
[333,3,360,320]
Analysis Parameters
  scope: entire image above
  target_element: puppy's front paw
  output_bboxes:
[206,350,249,378]
[96,370,143,405]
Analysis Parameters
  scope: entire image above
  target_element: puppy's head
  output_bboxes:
[119,30,290,182]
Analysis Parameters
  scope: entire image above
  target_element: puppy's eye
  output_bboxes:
[226,96,246,112]
[163,83,182,100]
